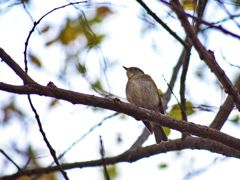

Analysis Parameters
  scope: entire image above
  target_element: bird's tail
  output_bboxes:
[153,125,168,144]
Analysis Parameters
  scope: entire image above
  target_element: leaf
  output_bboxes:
[3,100,24,123]
[163,126,171,136]
[168,104,182,119]
[181,0,196,10]
[230,115,239,124]
[158,89,163,95]
[97,6,112,18]
[49,99,58,107]
[41,25,50,33]
[87,34,105,47]
[158,163,168,169]
[119,113,127,119]
[29,54,42,67]
[185,101,195,115]
[92,79,104,91]
[168,101,196,119]
[102,165,118,180]
[92,107,104,111]
[117,134,122,143]
[76,63,87,74]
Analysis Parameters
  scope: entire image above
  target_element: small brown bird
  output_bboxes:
[123,66,168,144]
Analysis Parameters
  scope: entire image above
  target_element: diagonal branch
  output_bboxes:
[27,95,69,180]
[170,0,240,111]
[210,75,240,130]
[0,48,35,84]
[135,0,188,48]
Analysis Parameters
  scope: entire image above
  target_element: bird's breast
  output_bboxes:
[126,77,160,110]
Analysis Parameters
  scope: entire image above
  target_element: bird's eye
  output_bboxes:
[133,68,138,71]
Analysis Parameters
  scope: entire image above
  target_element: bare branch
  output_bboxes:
[180,41,191,138]
[1,47,240,150]
[1,136,240,180]
[210,75,240,130]
[0,82,240,150]
[170,0,240,111]
[186,13,240,39]
[129,128,150,150]
[135,0,188,48]
[0,48,35,84]
[0,149,21,171]
[27,95,69,180]
[100,136,110,180]
[23,1,87,73]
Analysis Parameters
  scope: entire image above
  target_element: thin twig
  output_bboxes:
[23,1,87,73]
[135,0,188,48]
[100,136,110,180]
[0,149,21,170]
[50,113,119,166]
[162,75,181,107]
[216,0,240,28]
[27,95,69,180]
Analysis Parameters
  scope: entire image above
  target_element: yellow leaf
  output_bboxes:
[181,0,197,10]
[49,99,58,107]
[29,54,42,67]
[41,25,50,33]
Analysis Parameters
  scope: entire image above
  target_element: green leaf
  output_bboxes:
[76,63,87,74]
[92,79,104,91]
[158,89,163,95]
[102,165,118,180]
[230,115,239,124]
[168,101,195,119]
[87,34,105,47]
[158,163,168,169]
[185,101,195,115]
[163,127,171,136]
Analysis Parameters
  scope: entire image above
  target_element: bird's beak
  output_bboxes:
[123,66,128,70]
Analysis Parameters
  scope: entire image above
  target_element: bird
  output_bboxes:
[123,66,168,144]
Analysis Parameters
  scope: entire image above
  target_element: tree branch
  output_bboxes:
[0,82,240,151]
[27,95,69,180]
[1,47,240,150]
[135,0,188,48]
[210,75,240,130]
[0,48,35,84]
[23,1,87,73]
[170,0,240,111]
[1,136,240,180]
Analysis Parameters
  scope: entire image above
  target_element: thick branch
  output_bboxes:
[0,82,240,151]
[0,48,35,84]
[1,136,240,180]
